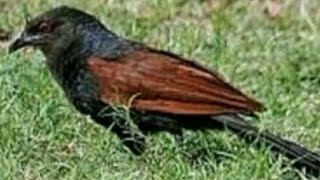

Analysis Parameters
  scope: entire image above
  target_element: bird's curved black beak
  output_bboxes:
[8,32,40,54]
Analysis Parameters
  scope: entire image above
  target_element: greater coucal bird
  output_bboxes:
[8,6,320,174]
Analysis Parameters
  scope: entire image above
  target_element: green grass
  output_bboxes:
[1,0,320,179]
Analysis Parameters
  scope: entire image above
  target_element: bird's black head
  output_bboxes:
[9,6,112,56]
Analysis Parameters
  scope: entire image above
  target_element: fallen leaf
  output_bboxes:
[265,0,282,19]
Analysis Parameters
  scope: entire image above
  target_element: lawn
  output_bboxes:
[1,0,320,179]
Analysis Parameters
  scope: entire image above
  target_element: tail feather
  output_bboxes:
[211,114,320,175]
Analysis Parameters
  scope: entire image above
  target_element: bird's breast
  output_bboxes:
[45,56,101,114]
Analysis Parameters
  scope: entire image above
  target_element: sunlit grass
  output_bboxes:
[1,0,320,179]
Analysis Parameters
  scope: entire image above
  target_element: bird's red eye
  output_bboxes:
[38,22,52,33]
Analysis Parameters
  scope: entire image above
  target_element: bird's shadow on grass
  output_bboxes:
[177,131,237,169]
[137,131,304,178]
[175,131,304,178]
[137,131,235,171]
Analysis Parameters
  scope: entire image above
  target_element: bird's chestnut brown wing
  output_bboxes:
[87,49,263,115]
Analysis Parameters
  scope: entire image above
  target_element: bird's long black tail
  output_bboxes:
[211,114,320,176]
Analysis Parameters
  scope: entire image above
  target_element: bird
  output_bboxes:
[8,6,320,175]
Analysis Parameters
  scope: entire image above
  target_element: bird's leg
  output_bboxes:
[93,114,146,155]
[89,105,146,155]
[92,118,146,155]
[111,119,146,155]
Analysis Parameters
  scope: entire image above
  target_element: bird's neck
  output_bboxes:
[41,25,140,86]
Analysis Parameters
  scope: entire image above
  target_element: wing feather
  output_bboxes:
[87,49,263,115]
